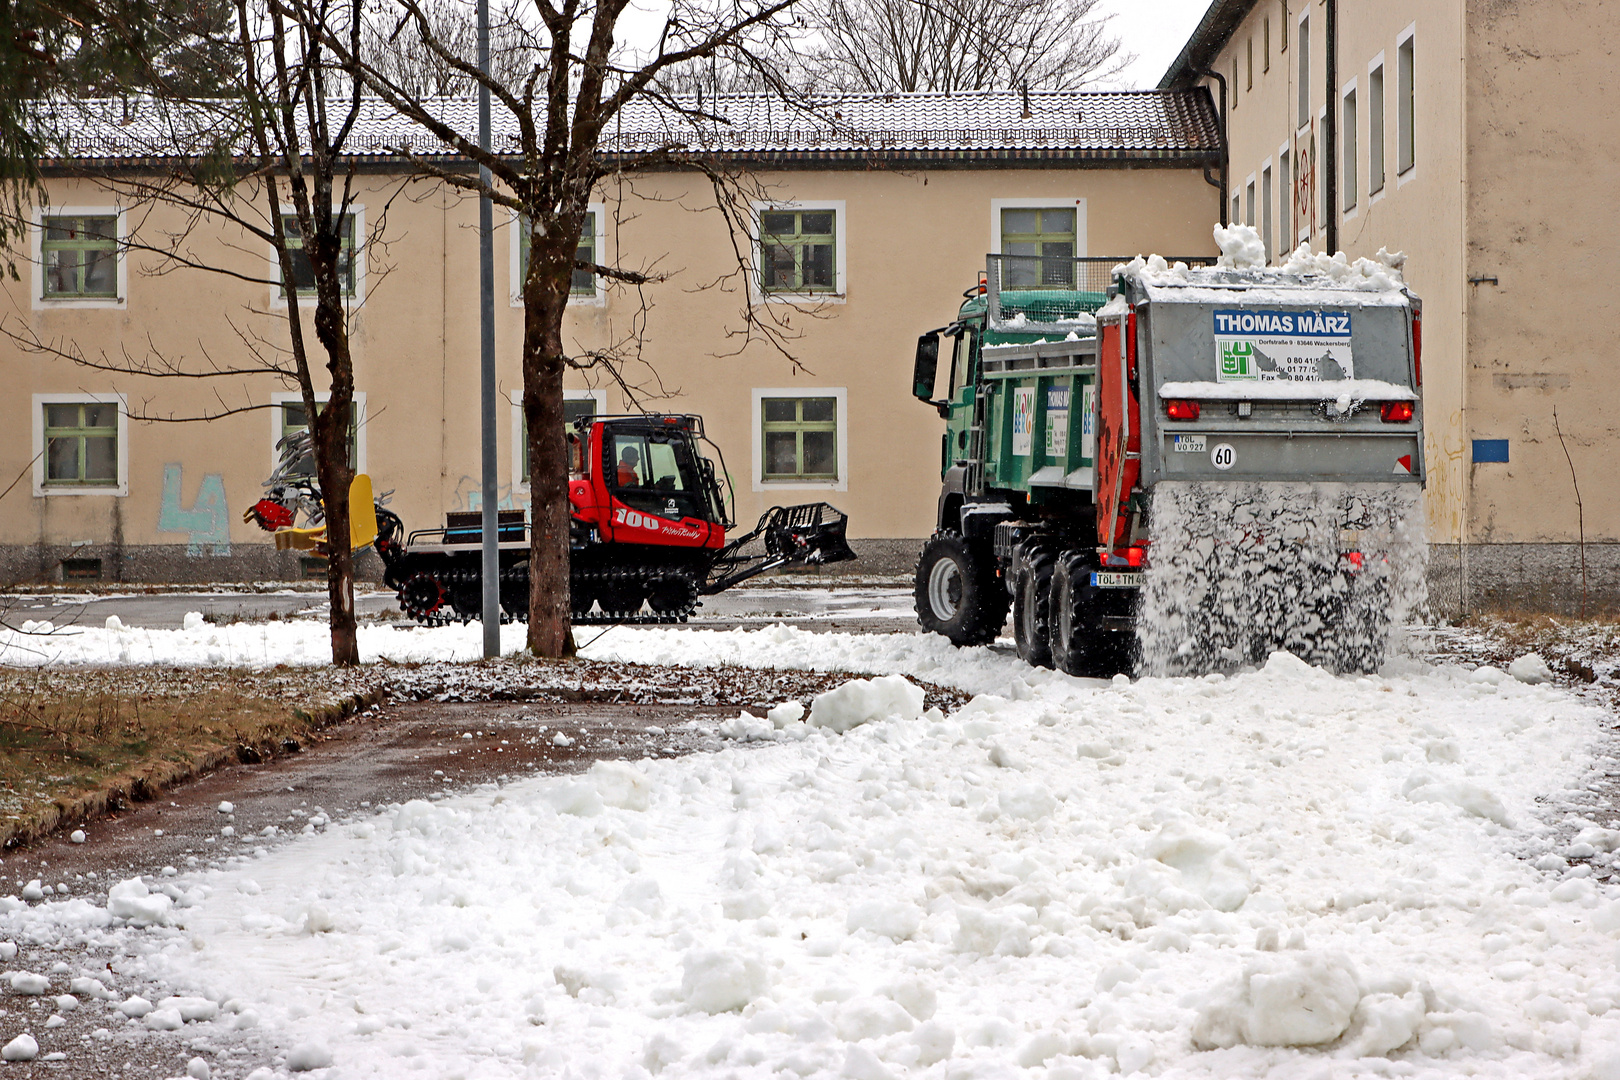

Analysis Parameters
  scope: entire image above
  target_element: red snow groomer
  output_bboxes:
[247,414,856,626]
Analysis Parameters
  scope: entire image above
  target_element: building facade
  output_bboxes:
[1164,0,1620,614]
[1,91,1221,584]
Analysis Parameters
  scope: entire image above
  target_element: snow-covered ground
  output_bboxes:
[1,621,1617,1079]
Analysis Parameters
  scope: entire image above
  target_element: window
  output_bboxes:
[1246,37,1253,90]
[1000,206,1077,286]
[1231,195,1240,226]
[42,216,118,299]
[1369,63,1386,194]
[1262,166,1273,263]
[33,394,126,496]
[1279,148,1291,250]
[1397,31,1416,175]
[513,389,605,485]
[1342,88,1358,212]
[1232,58,1239,108]
[519,211,598,296]
[1281,1,1288,50]
[1297,15,1310,128]
[1264,18,1271,70]
[1245,179,1256,227]
[279,213,356,298]
[270,392,366,477]
[752,389,847,489]
[759,209,836,294]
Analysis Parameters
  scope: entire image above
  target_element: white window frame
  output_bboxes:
[32,205,128,310]
[750,200,847,304]
[1341,78,1359,220]
[751,387,848,492]
[1244,173,1256,227]
[269,390,368,476]
[990,198,1088,257]
[32,392,128,497]
[270,204,365,309]
[1296,10,1311,130]
[1261,160,1273,265]
[509,203,607,308]
[1368,52,1387,204]
[1278,141,1292,258]
[510,387,607,493]
[1395,23,1418,186]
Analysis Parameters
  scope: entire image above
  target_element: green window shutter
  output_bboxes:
[1001,208,1076,288]
[761,397,838,480]
[43,402,119,485]
[760,210,837,294]
[42,216,118,298]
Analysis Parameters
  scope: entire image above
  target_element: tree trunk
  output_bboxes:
[310,221,360,668]
[522,231,577,659]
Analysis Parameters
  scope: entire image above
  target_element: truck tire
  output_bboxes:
[915,531,1008,647]
[1049,553,1134,678]
[1013,548,1054,668]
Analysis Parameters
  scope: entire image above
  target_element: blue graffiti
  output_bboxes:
[451,475,521,513]
[157,464,231,555]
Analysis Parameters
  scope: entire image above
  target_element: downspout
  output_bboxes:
[1324,0,1338,254]
[1191,68,1229,225]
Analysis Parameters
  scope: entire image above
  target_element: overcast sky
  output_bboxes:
[1094,0,1216,89]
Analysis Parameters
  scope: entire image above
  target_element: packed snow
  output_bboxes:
[0,620,1614,1077]
[1157,379,1417,403]
[1115,224,1411,299]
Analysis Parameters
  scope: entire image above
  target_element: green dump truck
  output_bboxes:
[910,251,1425,676]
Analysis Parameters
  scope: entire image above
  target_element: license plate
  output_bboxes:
[1091,572,1142,589]
[1173,435,1206,453]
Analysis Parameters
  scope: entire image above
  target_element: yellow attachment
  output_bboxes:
[274,526,327,552]
[350,473,378,548]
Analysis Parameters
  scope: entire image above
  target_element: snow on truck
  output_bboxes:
[910,228,1427,676]
[247,413,856,624]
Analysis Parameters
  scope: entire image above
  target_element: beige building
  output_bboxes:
[1164,0,1620,613]
[1,91,1221,584]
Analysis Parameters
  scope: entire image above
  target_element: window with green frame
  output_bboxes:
[42,215,118,298]
[761,397,837,480]
[519,212,597,296]
[279,213,356,297]
[43,401,119,486]
[521,397,598,482]
[279,400,358,475]
[1000,207,1076,287]
[759,209,836,293]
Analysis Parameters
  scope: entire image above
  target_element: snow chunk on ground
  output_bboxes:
[1146,822,1252,912]
[285,1042,333,1071]
[9,971,48,994]
[1,1034,37,1061]
[181,611,205,631]
[807,674,923,732]
[845,899,922,941]
[680,948,768,1014]
[1509,652,1554,684]
[590,760,651,811]
[107,877,172,926]
[1401,771,1513,826]
[1193,953,1362,1048]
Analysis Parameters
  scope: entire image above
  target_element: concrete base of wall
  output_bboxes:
[5,541,1617,619]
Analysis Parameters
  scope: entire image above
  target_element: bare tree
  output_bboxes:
[359,0,538,96]
[302,0,814,659]
[2,0,380,666]
[799,0,1127,94]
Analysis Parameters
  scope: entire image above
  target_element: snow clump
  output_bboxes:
[1214,222,1268,269]
[9,971,48,994]
[107,878,172,927]
[1193,952,1363,1048]
[807,674,923,733]
[679,947,768,1014]
[1509,652,1555,684]
[0,1033,37,1061]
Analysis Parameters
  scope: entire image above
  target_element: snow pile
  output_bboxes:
[1510,652,1556,684]
[1137,481,1429,676]
[0,626,1605,1078]
[1214,222,1268,269]
[1281,241,1408,292]
[1157,378,1417,405]
[1112,251,1192,287]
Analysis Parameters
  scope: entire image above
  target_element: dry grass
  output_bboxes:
[0,666,382,839]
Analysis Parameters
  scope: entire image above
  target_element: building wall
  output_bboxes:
[1200,1,1470,548]
[0,163,1217,582]
[1463,0,1620,551]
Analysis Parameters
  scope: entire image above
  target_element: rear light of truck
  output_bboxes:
[1411,309,1422,386]
[1126,546,1145,568]
[1380,401,1415,423]
[1164,399,1200,420]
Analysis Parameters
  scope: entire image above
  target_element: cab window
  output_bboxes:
[950,330,976,398]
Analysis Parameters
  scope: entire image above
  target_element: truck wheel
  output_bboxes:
[598,578,646,616]
[1013,549,1054,668]
[647,574,697,618]
[915,531,1007,647]
[1049,553,1134,678]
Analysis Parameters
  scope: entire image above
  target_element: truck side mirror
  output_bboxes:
[912,334,939,401]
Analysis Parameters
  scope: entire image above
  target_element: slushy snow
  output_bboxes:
[0,622,1612,1078]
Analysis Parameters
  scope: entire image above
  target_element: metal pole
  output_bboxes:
[478,0,499,657]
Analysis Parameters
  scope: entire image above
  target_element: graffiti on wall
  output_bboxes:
[157,464,231,555]
[449,475,521,513]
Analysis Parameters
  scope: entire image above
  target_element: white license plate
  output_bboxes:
[1173,435,1207,453]
[1091,572,1142,589]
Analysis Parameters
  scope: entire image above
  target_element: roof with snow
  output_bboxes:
[39,89,1221,169]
